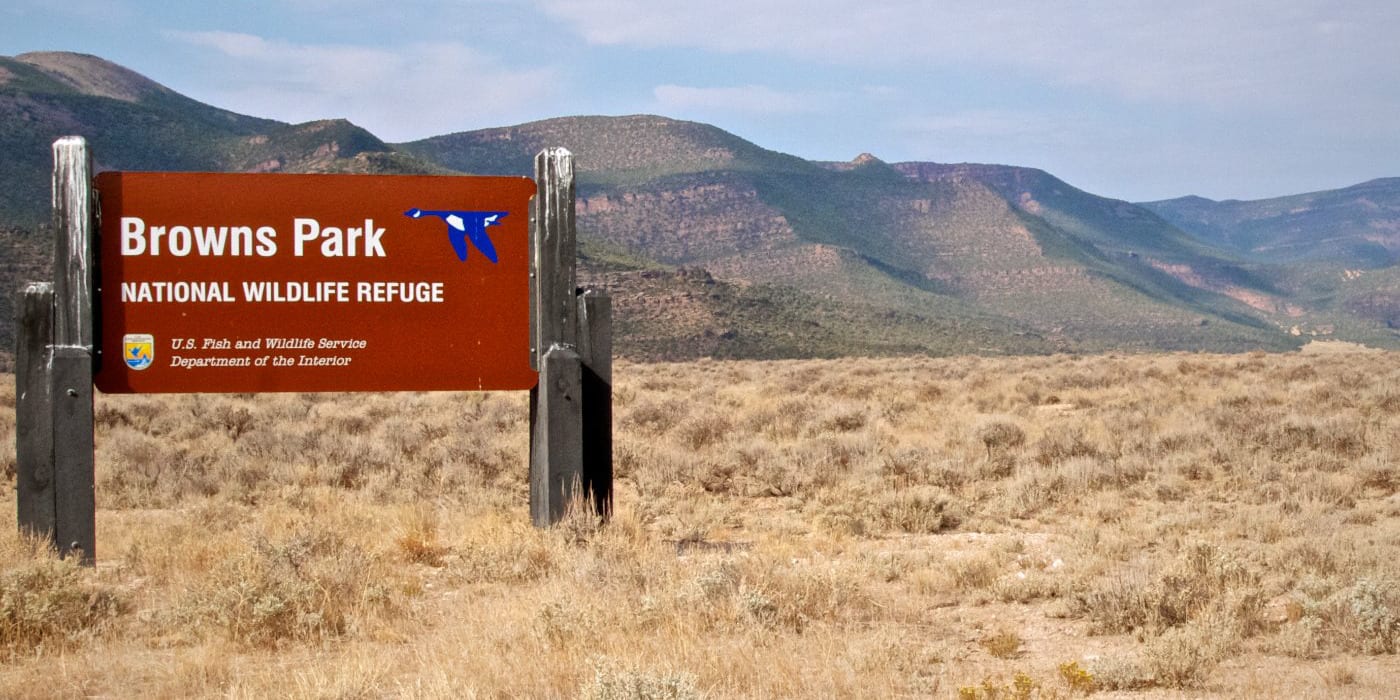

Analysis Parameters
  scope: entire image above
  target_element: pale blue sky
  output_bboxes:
[5,0,1397,202]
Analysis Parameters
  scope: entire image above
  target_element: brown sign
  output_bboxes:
[94,172,537,393]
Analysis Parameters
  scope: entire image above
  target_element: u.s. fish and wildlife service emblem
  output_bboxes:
[123,334,154,371]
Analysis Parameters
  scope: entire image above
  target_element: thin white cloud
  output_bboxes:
[653,84,829,115]
[537,0,1400,110]
[168,30,558,140]
[895,110,1065,140]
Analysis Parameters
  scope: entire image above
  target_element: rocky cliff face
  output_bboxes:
[578,174,799,265]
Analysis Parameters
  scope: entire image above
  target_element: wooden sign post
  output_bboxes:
[529,148,612,525]
[17,137,96,564]
[16,139,611,562]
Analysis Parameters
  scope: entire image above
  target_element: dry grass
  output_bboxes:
[1,349,1399,697]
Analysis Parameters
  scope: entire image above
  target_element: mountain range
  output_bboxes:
[2,51,1397,361]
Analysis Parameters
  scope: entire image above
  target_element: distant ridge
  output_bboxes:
[1143,177,1400,266]
[15,51,173,102]
[396,114,813,182]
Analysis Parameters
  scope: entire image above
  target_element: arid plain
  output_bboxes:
[2,345,1399,698]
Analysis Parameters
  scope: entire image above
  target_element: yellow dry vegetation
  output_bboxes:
[1,349,1399,697]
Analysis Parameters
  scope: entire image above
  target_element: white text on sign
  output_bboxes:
[119,217,388,258]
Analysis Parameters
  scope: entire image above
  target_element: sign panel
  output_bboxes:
[94,172,538,393]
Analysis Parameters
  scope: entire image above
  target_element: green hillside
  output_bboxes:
[397,114,813,185]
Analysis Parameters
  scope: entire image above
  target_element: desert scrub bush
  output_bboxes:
[808,402,869,435]
[732,557,873,631]
[390,433,515,494]
[957,672,1039,700]
[579,658,703,700]
[1264,416,1370,459]
[978,628,1022,658]
[1083,611,1242,689]
[180,527,405,647]
[1357,456,1397,494]
[994,565,1071,604]
[1270,614,1325,659]
[535,596,605,646]
[1001,467,1070,519]
[1,353,1393,696]
[674,412,731,450]
[1072,542,1258,635]
[97,426,222,507]
[1279,362,1318,383]
[620,441,697,498]
[450,519,561,584]
[1013,376,1049,406]
[395,507,448,566]
[878,445,933,485]
[320,433,396,489]
[0,537,123,655]
[1033,428,1100,466]
[1375,388,1400,415]
[949,550,1004,592]
[750,435,872,497]
[1049,368,1119,392]
[1150,427,1209,456]
[0,434,14,482]
[872,485,962,534]
[378,415,437,458]
[1140,616,1237,688]
[1061,453,1145,491]
[199,397,260,439]
[568,519,659,592]
[1316,578,1400,654]
[622,396,689,435]
[975,416,1026,456]
[1084,654,1154,691]
[749,396,813,441]
[914,379,945,402]
[671,558,741,624]
[1057,661,1095,693]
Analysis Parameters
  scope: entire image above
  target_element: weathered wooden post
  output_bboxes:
[531,148,578,368]
[529,148,583,526]
[529,147,612,525]
[578,289,613,517]
[16,283,55,540]
[16,136,96,564]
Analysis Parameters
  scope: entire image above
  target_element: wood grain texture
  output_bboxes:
[51,137,93,349]
[529,344,583,527]
[16,283,55,539]
[51,347,95,564]
[48,137,96,563]
[531,148,577,369]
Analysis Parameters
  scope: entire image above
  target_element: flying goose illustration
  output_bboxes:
[404,208,509,263]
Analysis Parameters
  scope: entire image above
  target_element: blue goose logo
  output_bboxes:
[404,208,509,263]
